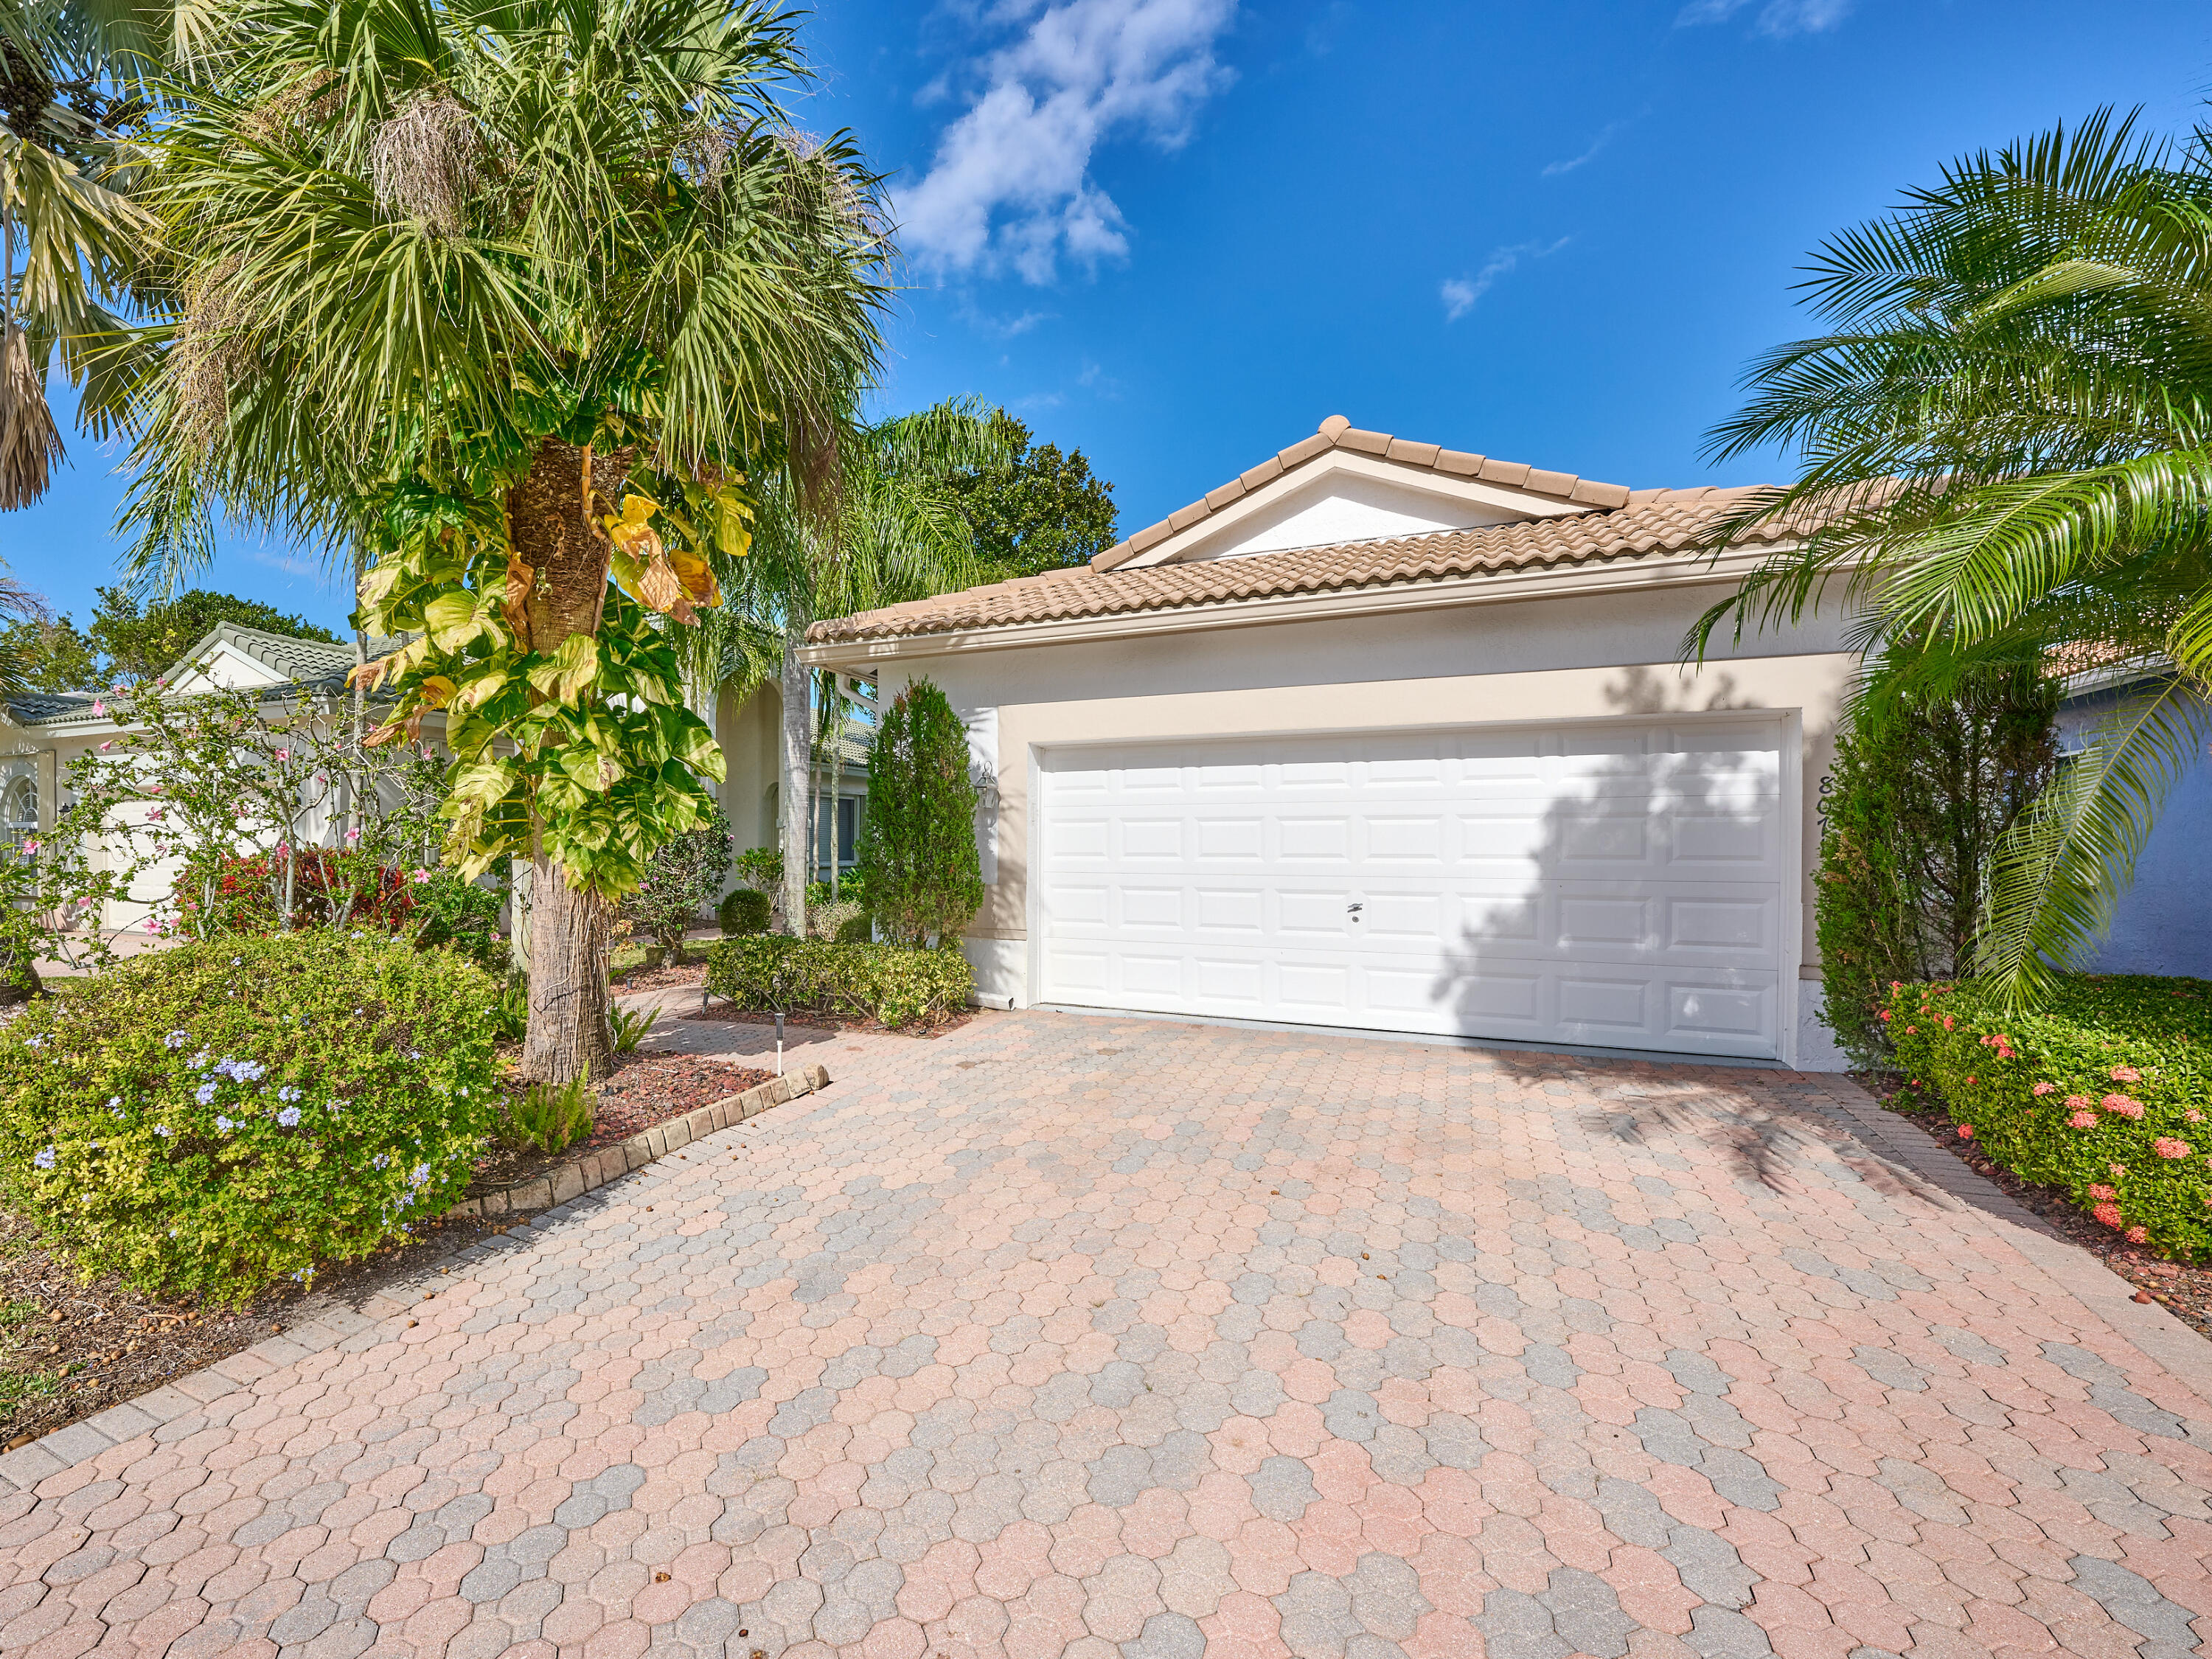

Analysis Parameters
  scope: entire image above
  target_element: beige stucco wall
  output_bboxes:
[861,579,1857,1050]
[714,681,784,860]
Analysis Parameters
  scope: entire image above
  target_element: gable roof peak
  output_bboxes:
[1091,416,1635,572]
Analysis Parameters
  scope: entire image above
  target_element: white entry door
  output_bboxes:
[1034,720,1791,1059]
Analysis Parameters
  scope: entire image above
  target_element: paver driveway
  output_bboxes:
[2,1010,2208,1659]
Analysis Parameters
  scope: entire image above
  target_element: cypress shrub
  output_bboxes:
[1815,667,2057,1067]
[855,679,985,947]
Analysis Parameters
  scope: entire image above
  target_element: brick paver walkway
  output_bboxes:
[2,1010,2208,1659]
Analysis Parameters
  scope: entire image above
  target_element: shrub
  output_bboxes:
[808,899,867,942]
[0,935,503,1302]
[622,798,732,953]
[855,678,984,947]
[706,935,973,1029]
[501,1074,594,1154]
[1883,974,2212,1258]
[175,849,507,976]
[1816,668,2056,1067]
[731,846,783,892]
[718,888,772,936]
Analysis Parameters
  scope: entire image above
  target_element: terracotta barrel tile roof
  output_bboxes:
[808,484,1792,648]
[1089,413,1636,573]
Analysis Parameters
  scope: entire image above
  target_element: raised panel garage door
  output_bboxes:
[1035,721,1791,1059]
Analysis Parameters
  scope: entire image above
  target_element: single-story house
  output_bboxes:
[804,415,1862,1070]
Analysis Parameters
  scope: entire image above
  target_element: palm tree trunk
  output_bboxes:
[510,435,633,1085]
[780,618,811,938]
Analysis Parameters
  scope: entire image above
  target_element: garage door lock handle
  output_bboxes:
[1346,902,1363,913]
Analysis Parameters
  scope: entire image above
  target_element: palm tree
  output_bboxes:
[1694,109,2212,1001]
[119,0,888,1080]
[0,0,161,509]
[691,399,1013,935]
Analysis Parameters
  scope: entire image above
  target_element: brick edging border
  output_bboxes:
[0,1065,833,1495]
[446,1062,831,1221]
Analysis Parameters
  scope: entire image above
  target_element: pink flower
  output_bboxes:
[1879,1009,1891,1022]
[88,698,105,717]
[1943,1016,1955,1030]
[2110,1163,2129,1179]
[2093,1203,2124,1228]
[2101,1094,2144,1119]
[2090,1183,2117,1200]
[409,869,432,885]
[20,838,38,855]
[2125,1226,2149,1244]
[2154,1138,2194,1160]
[2110,1065,2140,1082]
[344,827,361,843]
[2188,1110,2205,1124]
[274,748,291,762]
[1905,1026,1916,1034]
[1966,1077,1977,1085]
[1956,1124,1974,1139]
[2032,1082,2056,1096]
[2065,1094,2092,1110]
[98,740,114,751]
[146,807,164,821]
[2070,1110,2098,1128]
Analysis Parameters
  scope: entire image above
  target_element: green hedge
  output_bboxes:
[1883,975,2212,1258]
[0,935,503,1302]
[706,936,973,1029]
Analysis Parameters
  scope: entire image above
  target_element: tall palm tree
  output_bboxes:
[0,0,162,509]
[120,0,888,1080]
[1694,109,2212,1001]
[691,398,1013,935]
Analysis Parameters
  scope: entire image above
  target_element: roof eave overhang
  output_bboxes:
[802,540,1801,668]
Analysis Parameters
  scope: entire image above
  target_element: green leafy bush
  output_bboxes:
[1884,975,2212,1258]
[0,935,503,1302]
[501,1074,594,1154]
[732,847,783,891]
[706,935,973,1029]
[718,888,772,936]
[855,679,984,946]
[1816,669,2056,1068]
[622,798,731,952]
[808,899,867,942]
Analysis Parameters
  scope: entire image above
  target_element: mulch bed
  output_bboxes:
[469,1051,770,1192]
[0,1052,771,1450]
[694,1001,981,1040]
[1874,1084,2212,1345]
[613,959,709,993]
[0,1208,518,1451]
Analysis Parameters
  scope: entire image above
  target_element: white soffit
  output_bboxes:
[1119,450,1596,570]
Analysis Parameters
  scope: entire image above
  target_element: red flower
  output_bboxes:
[2093,1203,2124,1228]
[1956,1124,1974,1139]
[2125,1227,2148,1244]
[2153,1138,2194,1161]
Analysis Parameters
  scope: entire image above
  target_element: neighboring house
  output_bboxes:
[0,624,392,931]
[2056,665,2212,981]
[805,414,1863,1071]
[0,619,862,928]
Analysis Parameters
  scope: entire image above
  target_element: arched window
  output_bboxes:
[1,773,36,847]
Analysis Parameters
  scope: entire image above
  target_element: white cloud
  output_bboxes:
[1676,0,1852,36]
[894,0,1239,284]
[1441,238,1571,322]
[1541,120,1626,178]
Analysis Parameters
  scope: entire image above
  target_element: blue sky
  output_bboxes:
[5,0,2207,634]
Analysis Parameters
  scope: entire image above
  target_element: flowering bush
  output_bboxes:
[1884,975,2212,1257]
[0,934,502,1302]
[173,849,505,975]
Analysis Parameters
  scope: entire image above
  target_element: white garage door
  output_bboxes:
[1036,720,1791,1059]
